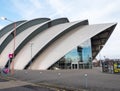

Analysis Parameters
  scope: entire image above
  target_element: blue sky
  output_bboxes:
[0,0,120,59]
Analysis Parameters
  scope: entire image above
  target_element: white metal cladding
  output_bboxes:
[0,22,49,67]
[13,18,69,69]
[1,18,69,69]
[14,20,86,69]
[30,23,116,70]
[0,17,117,70]
[0,21,26,45]
[0,18,50,67]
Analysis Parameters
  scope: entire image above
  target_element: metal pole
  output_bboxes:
[84,74,88,88]
[8,59,11,74]
[0,17,16,75]
[11,22,16,75]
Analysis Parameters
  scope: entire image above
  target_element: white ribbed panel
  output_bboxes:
[31,23,115,70]
[14,21,82,69]
[0,23,45,67]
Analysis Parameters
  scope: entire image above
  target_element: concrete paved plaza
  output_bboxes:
[0,77,55,91]
[0,67,120,91]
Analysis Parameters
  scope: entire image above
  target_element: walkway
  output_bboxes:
[0,67,120,91]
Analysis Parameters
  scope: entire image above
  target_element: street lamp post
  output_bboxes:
[1,17,16,75]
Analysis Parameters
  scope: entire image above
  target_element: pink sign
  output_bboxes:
[9,53,13,58]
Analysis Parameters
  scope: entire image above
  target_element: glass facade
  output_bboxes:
[49,39,92,70]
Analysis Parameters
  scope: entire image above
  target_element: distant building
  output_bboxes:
[0,18,117,70]
[92,58,100,67]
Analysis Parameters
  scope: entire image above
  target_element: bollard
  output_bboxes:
[58,73,61,76]
[84,73,88,88]
[1,68,10,76]
[58,73,61,80]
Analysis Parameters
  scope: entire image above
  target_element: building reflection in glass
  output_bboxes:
[49,39,92,70]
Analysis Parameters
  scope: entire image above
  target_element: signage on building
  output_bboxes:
[8,53,13,59]
[113,62,120,73]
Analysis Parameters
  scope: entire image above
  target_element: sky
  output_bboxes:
[0,0,120,59]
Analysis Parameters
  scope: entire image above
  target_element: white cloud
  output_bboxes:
[29,0,41,9]
[11,0,43,19]
[46,0,120,26]
[48,0,71,18]
[69,1,120,23]
[9,0,120,22]
[2,0,120,59]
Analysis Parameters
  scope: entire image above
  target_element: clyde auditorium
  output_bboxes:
[0,18,117,70]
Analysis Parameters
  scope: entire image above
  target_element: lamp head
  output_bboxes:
[1,17,7,20]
